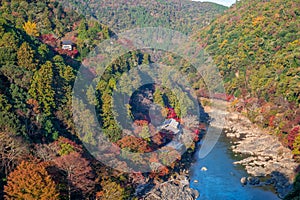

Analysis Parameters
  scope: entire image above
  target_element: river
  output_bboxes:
[189,127,279,200]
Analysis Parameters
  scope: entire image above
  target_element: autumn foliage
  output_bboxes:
[96,180,126,200]
[166,108,180,122]
[54,152,95,198]
[117,135,151,153]
[55,48,79,58]
[0,132,29,176]
[23,21,39,37]
[40,34,58,47]
[288,126,300,149]
[4,161,59,200]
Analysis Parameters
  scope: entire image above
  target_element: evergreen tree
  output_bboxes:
[29,61,55,116]
[17,42,37,71]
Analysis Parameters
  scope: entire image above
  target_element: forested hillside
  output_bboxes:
[0,0,129,199]
[0,0,112,141]
[63,0,226,34]
[195,0,300,159]
[1,0,299,199]
[0,0,210,199]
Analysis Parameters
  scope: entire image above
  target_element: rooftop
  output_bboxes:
[161,119,181,134]
[62,40,73,45]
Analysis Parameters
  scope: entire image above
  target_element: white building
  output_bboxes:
[161,119,181,134]
[62,40,73,51]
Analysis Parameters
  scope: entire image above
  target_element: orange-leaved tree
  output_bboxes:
[4,161,59,200]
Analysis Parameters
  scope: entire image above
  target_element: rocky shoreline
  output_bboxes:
[204,98,298,199]
[143,171,199,200]
[142,98,298,199]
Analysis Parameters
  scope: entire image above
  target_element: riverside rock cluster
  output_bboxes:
[143,173,199,200]
[222,108,297,198]
[202,98,298,199]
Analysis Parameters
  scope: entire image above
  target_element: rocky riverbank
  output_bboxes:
[142,97,297,200]
[143,172,199,200]
[203,98,298,199]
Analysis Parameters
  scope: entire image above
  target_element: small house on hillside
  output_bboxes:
[62,40,73,51]
[161,119,181,134]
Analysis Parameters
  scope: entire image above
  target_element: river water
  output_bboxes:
[189,127,279,200]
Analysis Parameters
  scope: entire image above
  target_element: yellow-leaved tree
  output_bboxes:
[23,21,39,37]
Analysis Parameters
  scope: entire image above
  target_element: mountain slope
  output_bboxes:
[196,0,300,156]
[0,1,201,199]
[197,0,300,101]
[0,0,113,140]
[62,0,227,34]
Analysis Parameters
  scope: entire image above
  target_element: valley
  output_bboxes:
[0,0,299,199]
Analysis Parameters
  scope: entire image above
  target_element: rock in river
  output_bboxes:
[240,177,247,185]
[201,167,208,171]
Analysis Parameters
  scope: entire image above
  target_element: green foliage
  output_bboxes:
[76,20,111,60]
[0,65,33,89]
[0,0,82,37]
[58,143,75,156]
[98,180,127,200]
[95,51,144,142]
[38,44,50,59]
[197,0,300,105]
[102,127,122,143]
[0,111,24,135]
[5,0,296,199]
[0,94,12,112]
[72,98,98,145]
[42,118,59,139]
[0,1,140,198]
[0,30,18,66]
[153,88,165,107]
[9,84,28,112]
[29,61,55,116]
[196,0,300,155]
[284,173,300,200]
[66,0,226,34]
[140,125,151,142]
[0,0,89,141]
[292,134,300,156]
[142,54,150,65]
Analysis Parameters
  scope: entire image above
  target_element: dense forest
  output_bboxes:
[0,0,300,199]
[0,0,214,199]
[0,0,137,199]
[62,0,227,34]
